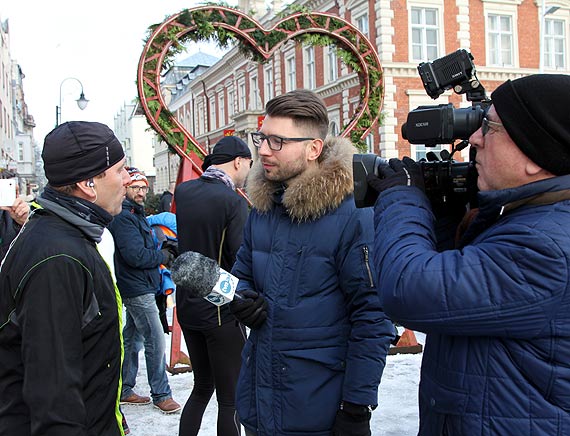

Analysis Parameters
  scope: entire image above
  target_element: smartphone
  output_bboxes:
[0,179,17,207]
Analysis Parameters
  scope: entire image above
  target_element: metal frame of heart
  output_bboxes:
[137,5,384,170]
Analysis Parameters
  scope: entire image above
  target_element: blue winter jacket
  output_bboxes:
[232,137,395,436]
[108,199,165,298]
[373,175,570,435]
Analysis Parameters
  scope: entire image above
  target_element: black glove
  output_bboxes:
[229,290,268,330]
[162,239,179,257]
[332,402,372,436]
[366,157,425,195]
[160,248,175,268]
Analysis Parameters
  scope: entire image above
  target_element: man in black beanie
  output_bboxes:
[0,121,131,436]
[173,135,252,436]
[366,74,570,435]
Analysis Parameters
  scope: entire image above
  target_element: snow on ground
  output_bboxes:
[122,311,424,436]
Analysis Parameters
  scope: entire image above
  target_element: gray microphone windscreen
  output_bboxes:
[171,251,220,297]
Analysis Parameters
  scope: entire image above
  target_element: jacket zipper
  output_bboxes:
[363,246,374,287]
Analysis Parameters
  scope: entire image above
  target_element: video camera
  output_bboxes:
[353,49,489,208]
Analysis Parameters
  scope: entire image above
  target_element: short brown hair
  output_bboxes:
[265,90,329,140]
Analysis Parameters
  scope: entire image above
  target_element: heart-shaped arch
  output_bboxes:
[137,5,384,167]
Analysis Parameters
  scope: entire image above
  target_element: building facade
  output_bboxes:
[114,102,158,191]
[0,16,39,195]
[156,0,570,170]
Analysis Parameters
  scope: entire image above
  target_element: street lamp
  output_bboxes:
[539,2,561,72]
[55,77,89,127]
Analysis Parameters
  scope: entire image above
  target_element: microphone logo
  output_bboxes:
[219,272,233,295]
[206,294,225,305]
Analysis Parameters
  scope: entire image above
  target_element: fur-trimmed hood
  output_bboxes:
[246,136,355,221]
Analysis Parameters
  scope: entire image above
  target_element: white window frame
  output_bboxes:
[325,47,339,84]
[250,75,260,109]
[228,89,235,117]
[218,93,225,126]
[355,13,369,37]
[544,17,566,70]
[483,0,519,68]
[304,46,316,90]
[209,96,217,130]
[410,6,441,61]
[285,54,296,92]
[265,66,275,101]
[239,81,246,111]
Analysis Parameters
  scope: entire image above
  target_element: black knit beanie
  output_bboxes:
[42,121,125,186]
[491,74,570,176]
[202,136,252,171]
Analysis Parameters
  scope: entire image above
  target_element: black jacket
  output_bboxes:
[174,176,248,329]
[0,199,122,436]
[158,190,173,213]
[108,199,165,299]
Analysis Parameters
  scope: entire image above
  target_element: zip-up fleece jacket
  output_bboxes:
[231,137,395,436]
[0,198,123,436]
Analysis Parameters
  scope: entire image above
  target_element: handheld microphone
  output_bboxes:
[171,251,241,306]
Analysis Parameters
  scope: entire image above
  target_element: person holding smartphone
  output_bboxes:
[0,193,30,259]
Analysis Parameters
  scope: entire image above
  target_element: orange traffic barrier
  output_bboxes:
[388,328,423,355]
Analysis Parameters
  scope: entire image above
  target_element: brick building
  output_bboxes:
[160,0,570,179]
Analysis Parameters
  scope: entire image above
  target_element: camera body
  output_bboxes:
[353,154,471,208]
[353,49,487,208]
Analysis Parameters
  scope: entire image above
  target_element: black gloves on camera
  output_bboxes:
[229,290,268,329]
[332,401,373,436]
[367,157,424,195]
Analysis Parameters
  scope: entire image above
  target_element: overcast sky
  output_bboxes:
[2,0,235,145]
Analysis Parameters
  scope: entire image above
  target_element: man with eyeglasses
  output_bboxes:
[174,135,252,436]
[109,167,181,415]
[228,89,395,436]
[367,74,570,435]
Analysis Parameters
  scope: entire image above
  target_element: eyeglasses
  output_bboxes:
[251,132,315,151]
[128,185,149,193]
[240,157,253,168]
[481,117,503,136]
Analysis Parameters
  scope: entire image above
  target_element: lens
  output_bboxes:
[451,105,485,140]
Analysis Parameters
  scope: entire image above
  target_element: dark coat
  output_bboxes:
[174,176,248,329]
[0,202,122,436]
[232,137,395,435]
[108,199,165,298]
[158,190,173,213]
[0,210,20,260]
[373,175,570,435]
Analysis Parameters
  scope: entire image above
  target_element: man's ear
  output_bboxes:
[75,180,96,201]
[307,138,324,162]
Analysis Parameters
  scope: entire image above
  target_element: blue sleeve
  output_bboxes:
[338,207,396,406]
[373,186,567,338]
[231,211,254,292]
[109,213,164,269]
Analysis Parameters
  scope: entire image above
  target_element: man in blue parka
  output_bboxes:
[368,74,570,435]
[109,167,180,414]
[229,90,395,436]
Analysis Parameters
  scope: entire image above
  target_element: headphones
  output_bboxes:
[87,179,95,188]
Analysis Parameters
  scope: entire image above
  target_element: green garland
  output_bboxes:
[139,4,383,154]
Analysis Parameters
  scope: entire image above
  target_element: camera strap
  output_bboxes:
[499,189,570,216]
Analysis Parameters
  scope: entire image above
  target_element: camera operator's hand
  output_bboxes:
[230,290,268,329]
[366,157,425,194]
[332,402,372,436]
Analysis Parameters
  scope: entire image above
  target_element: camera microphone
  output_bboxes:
[171,251,241,306]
